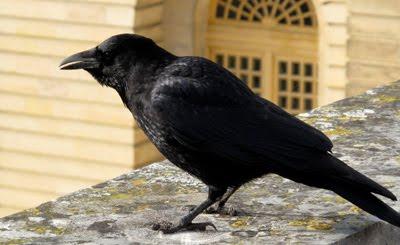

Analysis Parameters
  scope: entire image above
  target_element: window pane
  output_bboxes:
[304,98,313,110]
[279,61,287,74]
[305,63,313,76]
[304,17,313,26]
[228,10,236,19]
[216,54,224,65]
[240,57,248,70]
[253,58,261,71]
[292,97,299,109]
[305,81,313,93]
[292,62,300,75]
[253,76,261,88]
[292,80,300,92]
[228,56,236,68]
[216,5,225,18]
[279,96,287,108]
[279,79,287,91]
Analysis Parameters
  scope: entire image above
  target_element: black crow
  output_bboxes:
[60,33,400,233]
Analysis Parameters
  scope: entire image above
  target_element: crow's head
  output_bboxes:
[60,33,169,91]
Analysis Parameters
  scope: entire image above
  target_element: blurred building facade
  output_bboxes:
[0,0,399,216]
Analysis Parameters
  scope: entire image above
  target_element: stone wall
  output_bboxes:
[347,0,400,96]
[0,0,163,217]
[1,81,400,244]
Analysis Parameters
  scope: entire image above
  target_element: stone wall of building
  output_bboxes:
[317,0,348,106]
[347,0,400,96]
[0,0,163,217]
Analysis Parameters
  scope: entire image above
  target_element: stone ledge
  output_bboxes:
[1,81,400,244]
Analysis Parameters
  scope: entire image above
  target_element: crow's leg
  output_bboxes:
[205,186,241,215]
[152,186,226,234]
[217,186,239,209]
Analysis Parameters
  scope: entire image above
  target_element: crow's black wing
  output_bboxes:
[151,57,332,169]
[151,58,399,202]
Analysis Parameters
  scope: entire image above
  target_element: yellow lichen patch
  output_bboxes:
[85,209,97,215]
[285,203,295,209]
[27,225,65,235]
[288,219,308,227]
[321,195,347,204]
[337,211,350,216]
[109,193,132,200]
[377,95,400,103]
[4,239,29,245]
[136,204,150,211]
[324,127,352,137]
[350,206,362,214]
[52,227,65,235]
[230,217,251,228]
[28,226,47,234]
[289,218,333,231]
[131,178,146,186]
[301,117,318,125]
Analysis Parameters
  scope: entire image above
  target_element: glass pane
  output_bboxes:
[292,80,300,92]
[304,17,313,26]
[305,98,313,110]
[292,97,299,109]
[253,76,261,88]
[240,57,248,70]
[292,62,300,75]
[253,58,261,71]
[279,61,287,74]
[279,79,287,91]
[279,96,287,108]
[216,54,224,65]
[228,10,236,19]
[300,3,309,13]
[231,0,241,7]
[228,56,236,68]
[216,5,225,18]
[305,63,313,76]
[305,81,313,93]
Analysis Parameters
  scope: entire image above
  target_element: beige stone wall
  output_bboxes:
[347,0,400,96]
[0,0,163,217]
[316,0,348,106]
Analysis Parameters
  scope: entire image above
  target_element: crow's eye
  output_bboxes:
[104,51,111,57]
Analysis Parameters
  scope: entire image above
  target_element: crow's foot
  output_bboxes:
[152,220,217,234]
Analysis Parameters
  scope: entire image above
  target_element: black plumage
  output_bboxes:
[60,33,400,233]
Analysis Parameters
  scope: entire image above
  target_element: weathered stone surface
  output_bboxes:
[1,82,400,244]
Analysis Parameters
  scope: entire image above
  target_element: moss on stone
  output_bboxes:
[377,95,400,103]
[230,217,251,228]
[289,218,333,231]
[324,127,353,137]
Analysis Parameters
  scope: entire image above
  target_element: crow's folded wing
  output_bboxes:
[152,60,332,170]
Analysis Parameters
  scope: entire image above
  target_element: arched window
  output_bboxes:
[207,0,318,114]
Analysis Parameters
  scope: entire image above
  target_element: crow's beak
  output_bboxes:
[59,48,100,70]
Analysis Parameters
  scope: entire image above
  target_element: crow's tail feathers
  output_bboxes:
[327,155,397,201]
[332,181,400,227]
[326,155,400,227]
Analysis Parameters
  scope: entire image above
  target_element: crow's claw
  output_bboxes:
[185,222,217,232]
[152,220,217,234]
